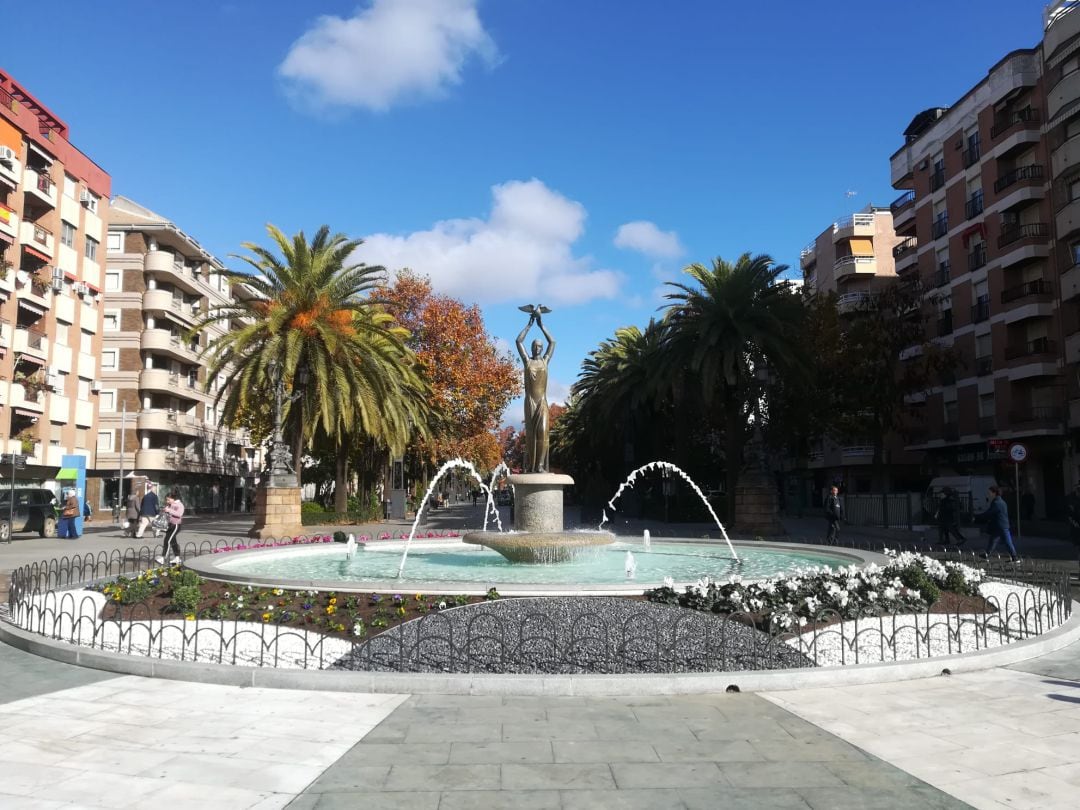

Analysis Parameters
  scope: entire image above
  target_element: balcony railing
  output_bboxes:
[31,223,52,246]
[971,298,991,323]
[1004,337,1057,360]
[994,164,1044,194]
[965,192,984,220]
[35,172,53,195]
[890,190,916,214]
[968,244,987,271]
[1008,406,1063,426]
[22,329,44,350]
[0,87,12,111]
[800,241,816,260]
[933,261,951,288]
[976,356,993,376]
[991,106,1040,139]
[833,213,875,232]
[929,169,945,191]
[977,416,996,435]
[962,142,981,168]
[1001,278,1053,304]
[998,222,1049,248]
[932,216,949,239]
[893,236,917,259]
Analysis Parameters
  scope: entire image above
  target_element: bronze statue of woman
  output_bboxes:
[516,305,555,473]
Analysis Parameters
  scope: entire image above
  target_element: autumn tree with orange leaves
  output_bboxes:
[379,270,520,471]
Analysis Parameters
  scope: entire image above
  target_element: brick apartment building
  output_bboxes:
[96,196,261,512]
[882,0,1080,519]
[790,207,923,504]
[0,70,107,492]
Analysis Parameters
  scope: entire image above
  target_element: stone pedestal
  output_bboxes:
[248,485,304,540]
[510,472,575,533]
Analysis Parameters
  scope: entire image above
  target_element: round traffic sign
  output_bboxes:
[1009,443,1028,463]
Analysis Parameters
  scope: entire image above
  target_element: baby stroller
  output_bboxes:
[150,512,169,539]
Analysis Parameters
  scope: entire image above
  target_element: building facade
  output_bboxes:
[97,196,260,512]
[884,1,1080,519]
[0,70,107,487]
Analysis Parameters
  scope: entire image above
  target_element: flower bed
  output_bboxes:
[645,550,989,631]
[92,565,498,639]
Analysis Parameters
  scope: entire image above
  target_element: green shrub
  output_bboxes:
[333,530,347,543]
[169,584,201,613]
[944,567,974,596]
[171,569,202,588]
[300,502,326,515]
[898,563,941,604]
[117,577,153,605]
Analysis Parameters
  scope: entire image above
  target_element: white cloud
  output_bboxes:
[613,220,684,260]
[355,179,622,305]
[279,0,497,111]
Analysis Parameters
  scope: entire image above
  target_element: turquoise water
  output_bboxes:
[217,541,855,587]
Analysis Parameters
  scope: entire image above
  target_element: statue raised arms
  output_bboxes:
[515,305,556,473]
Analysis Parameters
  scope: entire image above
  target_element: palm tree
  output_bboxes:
[662,253,803,518]
[198,224,430,508]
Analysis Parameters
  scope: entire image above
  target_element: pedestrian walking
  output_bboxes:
[124,490,140,536]
[1066,482,1080,558]
[156,489,184,565]
[936,487,966,547]
[979,485,1019,562]
[58,489,80,539]
[824,485,842,544]
[135,483,159,539]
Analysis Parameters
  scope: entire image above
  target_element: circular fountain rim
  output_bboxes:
[183,539,888,597]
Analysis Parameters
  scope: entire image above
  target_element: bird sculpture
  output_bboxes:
[518,304,552,316]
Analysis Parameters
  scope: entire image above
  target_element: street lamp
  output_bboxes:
[265,360,309,487]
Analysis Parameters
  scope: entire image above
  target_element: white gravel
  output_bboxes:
[8,578,1068,671]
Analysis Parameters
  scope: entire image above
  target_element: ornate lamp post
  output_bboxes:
[265,360,309,487]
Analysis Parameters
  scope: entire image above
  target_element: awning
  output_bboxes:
[22,245,49,263]
[14,407,41,417]
[63,271,77,282]
[26,142,54,165]
[56,467,80,479]
[16,354,44,366]
[85,282,101,294]
[18,298,46,317]
[849,238,873,255]
[962,223,986,247]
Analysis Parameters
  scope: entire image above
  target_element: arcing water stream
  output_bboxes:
[482,461,511,533]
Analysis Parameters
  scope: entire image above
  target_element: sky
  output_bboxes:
[1,0,1048,417]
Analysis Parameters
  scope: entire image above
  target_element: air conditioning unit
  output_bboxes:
[51,277,64,293]
[73,282,89,296]
[45,374,60,391]
[79,189,93,205]
[90,379,102,392]
[0,146,14,165]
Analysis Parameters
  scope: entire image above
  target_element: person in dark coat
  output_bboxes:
[824,485,842,544]
[135,483,160,539]
[1066,482,1080,556]
[978,485,1018,561]
[936,487,966,547]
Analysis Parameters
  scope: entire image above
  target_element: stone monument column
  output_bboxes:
[249,363,306,539]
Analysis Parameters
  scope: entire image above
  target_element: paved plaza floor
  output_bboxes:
[1,505,1079,807]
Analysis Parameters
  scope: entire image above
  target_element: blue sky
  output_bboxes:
[2,0,1047,414]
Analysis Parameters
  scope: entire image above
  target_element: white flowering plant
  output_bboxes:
[646,551,985,630]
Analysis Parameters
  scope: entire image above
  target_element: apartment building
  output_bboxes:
[0,70,107,487]
[791,208,921,501]
[97,196,261,512]
[885,2,1080,519]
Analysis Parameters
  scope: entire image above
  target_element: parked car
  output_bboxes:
[0,488,59,540]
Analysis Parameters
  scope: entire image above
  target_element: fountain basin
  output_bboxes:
[462,530,614,563]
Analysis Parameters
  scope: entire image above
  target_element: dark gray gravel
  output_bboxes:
[331,597,813,674]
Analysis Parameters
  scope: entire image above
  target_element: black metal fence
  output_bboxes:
[3,541,1074,675]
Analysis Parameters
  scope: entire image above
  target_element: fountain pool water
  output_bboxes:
[202,539,864,592]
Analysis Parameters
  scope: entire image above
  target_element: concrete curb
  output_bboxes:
[3,601,1078,695]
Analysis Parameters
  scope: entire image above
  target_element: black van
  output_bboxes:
[0,488,59,540]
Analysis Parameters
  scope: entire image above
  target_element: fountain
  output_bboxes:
[345,534,357,560]
[625,550,637,579]
[481,462,510,533]
[643,529,651,551]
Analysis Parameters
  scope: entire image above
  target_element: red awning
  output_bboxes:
[63,271,77,282]
[961,223,986,247]
[14,407,41,417]
[22,245,49,263]
[85,281,101,293]
[16,353,44,366]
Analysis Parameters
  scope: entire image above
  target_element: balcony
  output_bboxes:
[936,313,954,337]
[13,327,48,360]
[977,416,997,435]
[832,212,875,242]
[144,251,205,295]
[840,446,874,459]
[1001,278,1053,304]
[963,142,982,168]
[976,356,993,376]
[837,291,874,314]
[930,261,951,289]
[1008,406,1063,428]
[134,448,178,471]
[968,244,987,272]
[22,168,56,208]
[137,409,200,435]
[140,329,200,362]
[998,222,1049,249]
[932,216,949,240]
[964,191,984,220]
[1005,337,1058,361]
[890,190,915,215]
[0,202,16,241]
[833,254,876,279]
[799,241,816,269]
[994,164,1044,195]
[8,382,44,413]
[991,107,1040,140]
[19,221,54,258]
[929,169,946,192]
[971,298,991,323]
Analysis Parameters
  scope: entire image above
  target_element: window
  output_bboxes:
[77,378,91,401]
[75,428,88,449]
[99,390,115,412]
[944,400,958,424]
[83,192,98,214]
[50,423,63,443]
[105,270,121,291]
[97,431,114,452]
[64,175,77,199]
[979,394,996,418]
[1072,241,1080,266]
[976,333,992,358]
[107,232,123,253]
[61,221,75,248]
[103,311,120,331]
[55,323,69,346]
[84,236,98,262]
